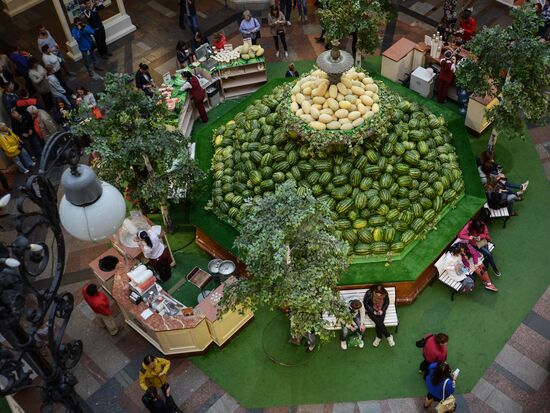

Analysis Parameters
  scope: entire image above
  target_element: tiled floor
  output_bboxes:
[11,285,550,412]
[1,0,549,412]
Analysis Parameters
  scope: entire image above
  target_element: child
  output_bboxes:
[285,63,299,78]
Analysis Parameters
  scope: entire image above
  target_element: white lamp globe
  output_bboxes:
[58,165,126,242]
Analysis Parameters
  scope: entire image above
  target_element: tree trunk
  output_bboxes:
[142,154,174,233]
[160,203,174,234]
[355,51,362,67]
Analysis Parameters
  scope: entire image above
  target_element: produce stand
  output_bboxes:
[162,56,267,136]
[216,57,267,99]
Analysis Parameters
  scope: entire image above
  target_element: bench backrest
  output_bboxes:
[339,287,396,306]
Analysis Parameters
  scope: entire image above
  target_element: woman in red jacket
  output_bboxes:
[182,70,208,123]
[459,9,476,44]
[82,283,119,336]
[419,333,448,377]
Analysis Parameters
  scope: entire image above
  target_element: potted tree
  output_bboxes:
[218,181,351,346]
[318,0,392,64]
[70,73,205,232]
[455,4,550,152]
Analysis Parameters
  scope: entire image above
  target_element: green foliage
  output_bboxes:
[455,5,550,140]
[318,0,390,55]
[219,181,350,342]
[70,73,205,211]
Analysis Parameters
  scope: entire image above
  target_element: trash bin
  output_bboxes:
[206,86,220,108]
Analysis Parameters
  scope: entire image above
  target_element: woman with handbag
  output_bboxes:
[268,5,290,58]
[458,219,500,276]
[424,362,457,412]
[239,10,261,45]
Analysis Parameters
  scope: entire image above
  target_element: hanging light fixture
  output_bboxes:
[59,164,126,241]
[0,131,126,412]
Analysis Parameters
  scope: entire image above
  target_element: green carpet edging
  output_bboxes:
[191,127,550,408]
[188,59,485,284]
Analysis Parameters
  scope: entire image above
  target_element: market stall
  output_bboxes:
[89,216,253,355]
[160,43,267,137]
[381,35,498,133]
[111,268,252,355]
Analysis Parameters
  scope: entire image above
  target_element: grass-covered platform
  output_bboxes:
[188,58,485,290]
[182,58,550,408]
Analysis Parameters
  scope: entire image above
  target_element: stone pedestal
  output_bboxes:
[1,0,44,17]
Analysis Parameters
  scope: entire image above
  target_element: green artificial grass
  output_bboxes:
[191,126,550,407]
[146,57,550,407]
[188,57,485,284]
[183,58,550,407]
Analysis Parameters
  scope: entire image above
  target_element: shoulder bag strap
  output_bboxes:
[442,378,449,400]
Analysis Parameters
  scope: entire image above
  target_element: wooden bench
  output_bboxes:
[483,202,510,228]
[434,239,495,300]
[323,287,399,333]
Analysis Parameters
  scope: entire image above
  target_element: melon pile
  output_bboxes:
[236,43,265,61]
[208,79,465,258]
[290,68,381,131]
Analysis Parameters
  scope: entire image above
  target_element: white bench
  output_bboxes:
[323,287,399,333]
[434,238,494,300]
[483,202,510,228]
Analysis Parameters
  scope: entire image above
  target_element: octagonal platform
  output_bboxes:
[189,75,486,304]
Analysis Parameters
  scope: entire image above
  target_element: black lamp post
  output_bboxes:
[0,131,126,412]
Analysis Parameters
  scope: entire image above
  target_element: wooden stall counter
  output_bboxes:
[381,37,426,83]
[195,278,253,346]
[465,94,499,135]
[112,268,253,355]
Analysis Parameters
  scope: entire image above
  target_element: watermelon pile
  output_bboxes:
[208,78,464,258]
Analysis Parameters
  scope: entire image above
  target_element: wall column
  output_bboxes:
[51,0,136,62]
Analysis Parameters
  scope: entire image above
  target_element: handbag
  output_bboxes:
[416,334,432,348]
[436,379,456,413]
[253,18,261,39]
[92,106,103,119]
[475,238,488,248]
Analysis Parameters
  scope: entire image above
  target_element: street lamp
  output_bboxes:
[0,131,126,412]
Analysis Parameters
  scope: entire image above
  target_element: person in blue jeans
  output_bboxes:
[424,361,456,409]
[71,17,102,78]
[340,299,366,350]
[296,0,308,22]
[280,0,292,21]
[182,0,200,36]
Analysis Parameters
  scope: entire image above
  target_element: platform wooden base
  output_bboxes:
[194,227,457,305]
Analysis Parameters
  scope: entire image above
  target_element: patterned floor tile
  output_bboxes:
[471,378,523,413]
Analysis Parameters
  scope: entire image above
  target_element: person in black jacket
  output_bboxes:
[363,285,395,347]
[142,386,174,413]
[175,41,191,69]
[10,108,43,159]
[485,178,519,216]
[82,0,111,58]
[135,63,155,97]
